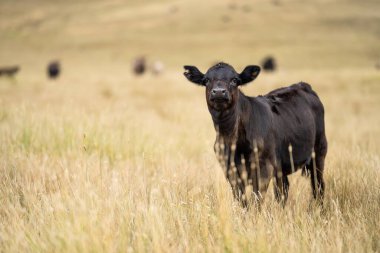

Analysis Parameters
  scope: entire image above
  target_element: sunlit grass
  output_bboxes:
[1,67,379,252]
[1,0,380,252]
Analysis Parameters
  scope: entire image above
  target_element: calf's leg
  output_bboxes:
[310,134,327,201]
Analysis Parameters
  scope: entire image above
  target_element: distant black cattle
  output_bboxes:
[184,62,327,206]
[132,56,146,75]
[0,66,20,78]
[47,61,60,79]
[262,56,276,72]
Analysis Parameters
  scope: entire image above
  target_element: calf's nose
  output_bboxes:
[211,87,227,96]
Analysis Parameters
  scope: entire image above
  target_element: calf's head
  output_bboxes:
[184,63,260,111]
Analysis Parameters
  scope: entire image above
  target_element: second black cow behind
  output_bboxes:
[183,62,327,206]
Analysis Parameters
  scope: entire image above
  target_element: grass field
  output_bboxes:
[1,0,380,252]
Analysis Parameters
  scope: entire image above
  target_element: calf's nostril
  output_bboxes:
[211,88,227,96]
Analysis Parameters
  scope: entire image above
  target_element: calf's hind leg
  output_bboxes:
[310,135,327,201]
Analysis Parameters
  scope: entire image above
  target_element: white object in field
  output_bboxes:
[151,61,164,75]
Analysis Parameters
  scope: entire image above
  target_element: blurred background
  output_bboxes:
[1,0,379,74]
[1,1,380,252]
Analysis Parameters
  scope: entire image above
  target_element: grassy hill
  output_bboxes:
[0,0,379,252]
[1,0,379,69]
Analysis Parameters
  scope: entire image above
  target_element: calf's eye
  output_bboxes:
[230,78,238,86]
[203,78,210,85]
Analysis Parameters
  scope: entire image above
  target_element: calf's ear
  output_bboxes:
[183,65,205,85]
[239,65,261,85]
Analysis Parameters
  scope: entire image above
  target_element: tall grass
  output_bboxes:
[1,0,380,252]
[0,69,379,252]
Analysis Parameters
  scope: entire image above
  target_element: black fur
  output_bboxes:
[0,66,19,77]
[262,56,276,72]
[183,62,327,206]
[47,61,60,79]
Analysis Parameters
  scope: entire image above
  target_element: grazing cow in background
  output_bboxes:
[262,56,276,72]
[0,66,20,78]
[47,61,60,79]
[183,62,327,206]
[132,56,146,75]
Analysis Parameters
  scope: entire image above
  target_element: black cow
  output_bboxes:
[0,66,20,78]
[183,62,327,206]
[262,56,276,72]
[132,56,146,75]
[47,61,60,79]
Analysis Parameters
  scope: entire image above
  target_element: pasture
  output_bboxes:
[1,0,379,252]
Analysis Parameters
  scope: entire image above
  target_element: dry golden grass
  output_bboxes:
[1,0,380,252]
